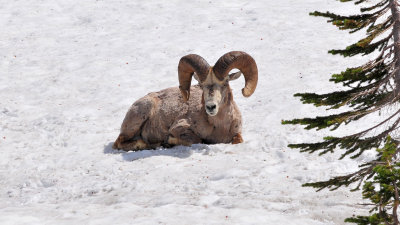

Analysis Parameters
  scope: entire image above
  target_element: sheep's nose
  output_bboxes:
[206,104,216,111]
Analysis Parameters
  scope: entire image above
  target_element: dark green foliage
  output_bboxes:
[288,134,384,159]
[344,214,387,225]
[345,137,400,224]
[282,110,367,130]
[361,0,389,12]
[330,64,388,86]
[283,0,400,224]
[329,35,390,57]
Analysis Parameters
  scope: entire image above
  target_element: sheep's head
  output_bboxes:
[178,51,258,116]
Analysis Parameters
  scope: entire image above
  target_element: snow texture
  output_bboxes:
[0,0,376,224]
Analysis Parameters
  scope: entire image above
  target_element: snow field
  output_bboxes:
[0,0,375,224]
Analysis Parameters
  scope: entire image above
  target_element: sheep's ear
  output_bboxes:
[193,73,200,82]
[228,71,242,81]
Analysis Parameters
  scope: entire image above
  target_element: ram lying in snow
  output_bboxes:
[113,51,258,151]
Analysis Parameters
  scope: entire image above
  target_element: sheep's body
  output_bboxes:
[113,85,243,150]
[113,51,258,151]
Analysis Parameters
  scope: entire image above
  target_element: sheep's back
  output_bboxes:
[140,85,204,144]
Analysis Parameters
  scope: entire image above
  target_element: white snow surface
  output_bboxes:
[0,0,378,224]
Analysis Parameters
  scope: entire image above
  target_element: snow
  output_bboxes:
[0,0,374,224]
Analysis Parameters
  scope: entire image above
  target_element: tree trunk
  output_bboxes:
[390,0,400,95]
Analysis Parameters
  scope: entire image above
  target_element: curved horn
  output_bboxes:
[213,51,258,97]
[178,54,210,101]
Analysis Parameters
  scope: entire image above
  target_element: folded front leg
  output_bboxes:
[168,119,202,146]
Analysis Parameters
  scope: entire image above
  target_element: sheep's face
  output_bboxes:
[201,78,226,116]
[197,71,241,117]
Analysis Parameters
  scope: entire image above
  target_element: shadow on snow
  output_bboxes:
[103,142,213,161]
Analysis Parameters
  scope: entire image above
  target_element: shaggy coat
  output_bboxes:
[113,84,243,150]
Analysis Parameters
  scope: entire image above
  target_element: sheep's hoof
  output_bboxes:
[167,136,191,146]
[112,135,125,149]
[232,133,243,144]
[113,135,148,151]
[128,139,148,151]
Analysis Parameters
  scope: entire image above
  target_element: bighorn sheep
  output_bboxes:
[113,51,258,151]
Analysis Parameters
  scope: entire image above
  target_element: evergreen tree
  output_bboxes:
[282,0,400,224]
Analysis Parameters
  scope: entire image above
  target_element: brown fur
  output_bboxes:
[113,84,243,151]
[232,133,243,144]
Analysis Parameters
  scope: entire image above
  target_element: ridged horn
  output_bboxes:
[178,54,210,101]
[213,51,258,97]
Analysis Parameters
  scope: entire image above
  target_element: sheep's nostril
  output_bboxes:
[206,105,216,111]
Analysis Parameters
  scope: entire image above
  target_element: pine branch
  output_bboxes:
[361,0,390,12]
[310,1,390,34]
[329,32,392,57]
[303,161,381,191]
[287,109,400,160]
[309,11,373,32]
[331,63,389,87]
[282,110,368,130]
[282,92,400,132]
